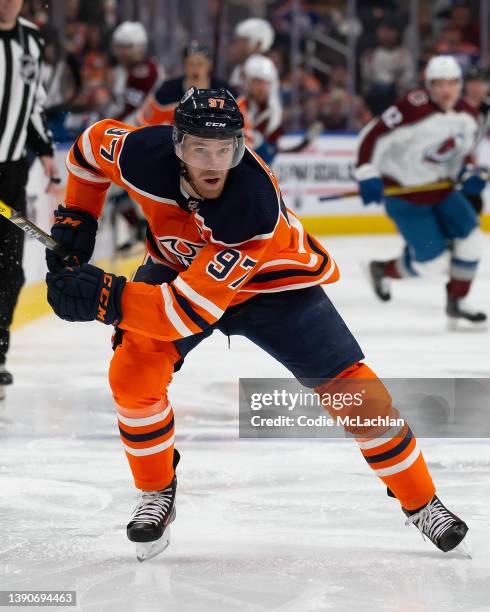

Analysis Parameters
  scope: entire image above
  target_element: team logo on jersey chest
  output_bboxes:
[423,133,465,163]
[157,236,205,267]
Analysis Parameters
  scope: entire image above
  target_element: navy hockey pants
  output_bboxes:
[133,261,364,387]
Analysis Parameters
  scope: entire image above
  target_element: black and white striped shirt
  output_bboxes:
[0,17,53,163]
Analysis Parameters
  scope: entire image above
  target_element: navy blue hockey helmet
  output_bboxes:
[173,87,245,170]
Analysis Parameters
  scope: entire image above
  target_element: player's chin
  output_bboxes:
[199,177,225,198]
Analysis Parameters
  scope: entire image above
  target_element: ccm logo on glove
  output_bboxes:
[98,273,115,323]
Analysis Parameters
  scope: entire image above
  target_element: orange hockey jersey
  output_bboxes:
[64,119,339,341]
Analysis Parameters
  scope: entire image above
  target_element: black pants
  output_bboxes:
[0,159,28,364]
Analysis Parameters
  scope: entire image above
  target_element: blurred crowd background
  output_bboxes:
[21,0,487,139]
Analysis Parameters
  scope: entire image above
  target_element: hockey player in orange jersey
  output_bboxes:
[45,88,468,561]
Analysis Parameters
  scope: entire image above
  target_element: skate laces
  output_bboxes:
[405,497,455,543]
[130,486,173,526]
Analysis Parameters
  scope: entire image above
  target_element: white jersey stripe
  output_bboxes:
[173,276,224,320]
[66,157,111,184]
[81,125,102,169]
[239,253,337,293]
[161,284,193,337]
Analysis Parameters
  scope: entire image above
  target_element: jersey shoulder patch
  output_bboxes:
[119,125,181,199]
[155,77,185,106]
[196,150,281,245]
[406,89,430,107]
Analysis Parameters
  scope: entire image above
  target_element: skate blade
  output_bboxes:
[453,538,472,559]
[360,262,391,302]
[135,527,171,562]
[447,318,488,333]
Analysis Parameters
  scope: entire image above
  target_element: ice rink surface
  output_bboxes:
[1,235,489,612]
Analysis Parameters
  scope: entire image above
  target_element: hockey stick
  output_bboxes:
[319,180,454,202]
[0,199,70,261]
[278,121,324,154]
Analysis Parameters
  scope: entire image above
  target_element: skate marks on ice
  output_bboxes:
[1,437,489,611]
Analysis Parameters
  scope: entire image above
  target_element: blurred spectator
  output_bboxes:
[319,88,372,132]
[76,24,111,112]
[435,27,479,72]
[439,1,480,47]
[280,64,322,129]
[356,0,407,53]
[20,0,48,27]
[328,64,348,89]
[140,42,240,126]
[464,66,490,111]
[41,27,81,108]
[361,20,415,115]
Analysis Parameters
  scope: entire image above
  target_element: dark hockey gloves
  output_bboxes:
[46,205,98,273]
[46,263,126,325]
[459,165,488,196]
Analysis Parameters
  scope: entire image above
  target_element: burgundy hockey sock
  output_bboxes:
[447,279,471,299]
[384,259,403,279]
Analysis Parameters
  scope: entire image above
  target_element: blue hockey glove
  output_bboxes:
[46,205,98,273]
[459,165,487,196]
[359,177,384,205]
[46,263,126,325]
[355,164,384,205]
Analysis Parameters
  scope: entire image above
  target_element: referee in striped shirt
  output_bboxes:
[0,0,60,393]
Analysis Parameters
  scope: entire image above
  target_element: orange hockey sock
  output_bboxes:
[316,362,435,510]
[116,399,176,491]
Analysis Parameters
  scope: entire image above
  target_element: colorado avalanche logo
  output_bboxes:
[157,236,205,267]
[423,133,465,164]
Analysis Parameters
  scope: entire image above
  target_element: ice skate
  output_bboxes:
[368,261,391,302]
[404,495,468,553]
[0,365,13,401]
[127,479,177,562]
[127,450,179,562]
[446,295,487,331]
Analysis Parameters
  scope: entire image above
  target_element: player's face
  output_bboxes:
[465,79,490,105]
[182,136,234,199]
[429,79,462,111]
[0,0,23,24]
[184,53,211,83]
[113,43,143,67]
[248,78,271,104]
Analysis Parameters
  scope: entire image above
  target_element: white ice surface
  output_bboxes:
[1,235,490,612]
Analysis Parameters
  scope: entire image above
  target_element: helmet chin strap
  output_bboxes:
[180,164,205,200]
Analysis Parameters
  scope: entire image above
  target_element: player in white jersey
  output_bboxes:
[355,55,486,326]
[242,54,283,164]
[229,18,275,91]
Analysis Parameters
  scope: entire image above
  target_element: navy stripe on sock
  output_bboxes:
[364,428,413,464]
[119,417,174,443]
